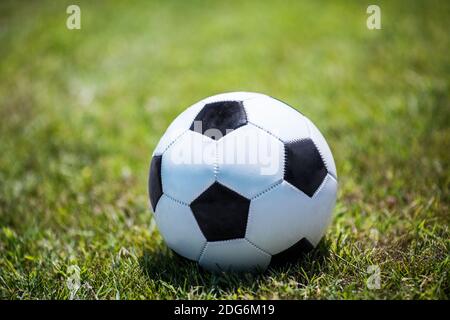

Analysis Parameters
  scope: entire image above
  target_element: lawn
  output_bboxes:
[0,0,448,299]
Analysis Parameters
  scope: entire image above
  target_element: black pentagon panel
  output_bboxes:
[269,238,314,267]
[189,100,247,140]
[284,138,327,197]
[149,155,163,211]
[190,182,250,241]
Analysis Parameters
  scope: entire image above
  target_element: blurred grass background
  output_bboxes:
[0,0,448,299]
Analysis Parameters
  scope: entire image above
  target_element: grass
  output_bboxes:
[0,0,449,299]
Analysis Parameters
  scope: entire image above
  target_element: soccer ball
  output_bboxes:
[148,92,337,272]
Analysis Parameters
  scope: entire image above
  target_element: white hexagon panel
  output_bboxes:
[243,95,310,143]
[154,194,207,261]
[153,100,205,156]
[161,130,216,204]
[246,176,338,255]
[216,123,284,199]
[198,238,271,272]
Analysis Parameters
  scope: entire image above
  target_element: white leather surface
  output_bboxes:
[246,175,337,254]
[154,194,207,261]
[216,124,284,199]
[243,96,309,143]
[199,238,271,272]
[161,130,216,204]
